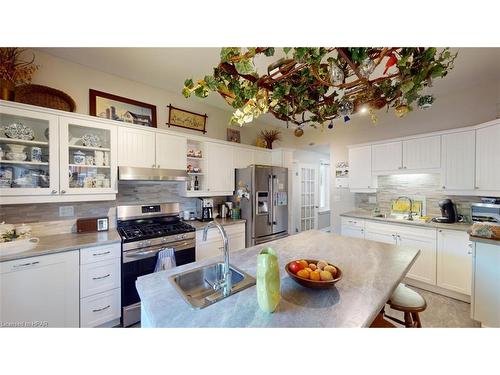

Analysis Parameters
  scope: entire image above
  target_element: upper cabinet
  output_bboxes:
[255,149,272,165]
[372,141,403,173]
[1,105,59,197]
[155,133,187,170]
[476,123,500,191]
[1,103,117,204]
[117,127,156,168]
[402,135,441,170]
[59,117,117,195]
[441,130,476,191]
[233,147,254,169]
[348,146,375,191]
[206,142,234,194]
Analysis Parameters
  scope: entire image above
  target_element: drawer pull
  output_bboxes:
[92,304,111,313]
[92,251,111,257]
[92,273,111,280]
[14,261,40,268]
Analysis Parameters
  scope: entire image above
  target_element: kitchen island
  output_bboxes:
[136,230,420,328]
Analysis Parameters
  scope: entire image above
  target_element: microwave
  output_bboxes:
[471,203,500,223]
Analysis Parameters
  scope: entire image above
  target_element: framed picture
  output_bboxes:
[227,128,241,143]
[167,104,207,134]
[89,89,157,127]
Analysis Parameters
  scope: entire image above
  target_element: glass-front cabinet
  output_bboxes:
[0,106,59,196]
[59,117,117,195]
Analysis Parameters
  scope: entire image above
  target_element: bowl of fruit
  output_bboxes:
[285,259,342,289]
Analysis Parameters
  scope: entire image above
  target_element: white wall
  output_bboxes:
[27,49,296,148]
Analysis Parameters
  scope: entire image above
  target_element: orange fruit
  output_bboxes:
[305,267,313,273]
[310,270,321,281]
[298,260,308,269]
[296,269,310,279]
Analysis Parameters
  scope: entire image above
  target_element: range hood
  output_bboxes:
[118,166,187,181]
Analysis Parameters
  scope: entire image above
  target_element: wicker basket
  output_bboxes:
[14,84,76,112]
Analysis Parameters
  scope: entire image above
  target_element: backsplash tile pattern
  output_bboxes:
[355,174,484,221]
[1,181,230,236]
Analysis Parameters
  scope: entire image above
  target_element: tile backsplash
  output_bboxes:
[355,174,484,221]
[1,181,230,236]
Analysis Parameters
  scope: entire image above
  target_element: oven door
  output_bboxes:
[121,239,195,327]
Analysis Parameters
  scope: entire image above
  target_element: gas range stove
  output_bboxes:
[118,221,195,241]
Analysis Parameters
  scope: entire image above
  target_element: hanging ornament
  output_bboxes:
[394,104,410,118]
[330,61,344,85]
[359,58,375,79]
[369,109,378,125]
[383,53,398,75]
[338,100,354,122]
[328,120,334,129]
[417,95,435,110]
[294,127,304,137]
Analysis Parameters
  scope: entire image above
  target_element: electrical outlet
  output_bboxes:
[59,206,74,217]
[368,196,377,204]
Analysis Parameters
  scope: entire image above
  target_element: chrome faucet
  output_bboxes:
[396,196,414,221]
[203,221,232,297]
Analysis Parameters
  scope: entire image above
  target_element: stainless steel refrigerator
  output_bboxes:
[235,165,288,247]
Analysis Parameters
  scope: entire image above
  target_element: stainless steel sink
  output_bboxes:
[169,262,256,309]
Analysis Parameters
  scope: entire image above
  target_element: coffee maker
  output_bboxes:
[197,198,214,222]
[432,199,458,223]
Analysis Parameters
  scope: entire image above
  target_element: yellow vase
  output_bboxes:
[256,247,281,313]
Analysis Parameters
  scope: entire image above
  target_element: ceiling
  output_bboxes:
[38,47,500,128]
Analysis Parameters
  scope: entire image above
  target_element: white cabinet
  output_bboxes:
[155,133,187,170]
[79,243,121,328]
[254,149,272,165]
[60,116,118,195]
[437,229,472,295]
[206,142,234,194]
[117,126,156,168]
[476,123,500,191]
[372,141,402,173]
[441,131,476,191]
[0,251,79,327]
[396,225,437,285]
[348,146,375,191]
[363,221,437,284]
[196,223,246,262]
[403,135,441,170]
[341,217,365,239]
[233,147,254,169]
[471,241,500,327]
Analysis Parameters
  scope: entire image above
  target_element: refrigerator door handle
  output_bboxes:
[272,175,277,225]
[268,174,273,226]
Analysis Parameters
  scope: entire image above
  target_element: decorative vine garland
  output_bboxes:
[183,47,456,134]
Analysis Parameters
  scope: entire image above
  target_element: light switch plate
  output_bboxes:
[59,206,74,217]
[368,196,377,204]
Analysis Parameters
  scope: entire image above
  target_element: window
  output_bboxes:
[319,161,330,212]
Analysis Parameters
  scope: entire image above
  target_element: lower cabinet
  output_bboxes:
[196,223,246,262]
[437,229,472,295]
[79,243,121,328]
[0,251,80,328]
[340,217,365,239]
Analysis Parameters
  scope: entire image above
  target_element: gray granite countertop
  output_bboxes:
[136,230,419,328]
[341,210,472,232]
[183,218,246,231]
[0,230,121,262]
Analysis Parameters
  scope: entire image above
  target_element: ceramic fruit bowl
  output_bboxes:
[285,259,342,289]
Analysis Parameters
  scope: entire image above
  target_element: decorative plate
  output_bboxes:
[4,122,35,140]
[82,133,101,147]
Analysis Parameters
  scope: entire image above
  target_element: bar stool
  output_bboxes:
[384,284,427,328]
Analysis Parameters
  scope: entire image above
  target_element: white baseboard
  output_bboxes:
[403,278,471,303]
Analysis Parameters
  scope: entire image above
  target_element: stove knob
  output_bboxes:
[138,242,144,248]
[181,234,187,239]
[161,238,167,244]
[146,240,152,246]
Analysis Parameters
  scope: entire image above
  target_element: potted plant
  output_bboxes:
[0,48,38,101]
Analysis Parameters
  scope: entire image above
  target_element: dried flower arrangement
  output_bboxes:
[260,129,281,149]
[0,48,39,100]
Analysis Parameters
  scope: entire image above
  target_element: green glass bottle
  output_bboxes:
[256,247,281,313]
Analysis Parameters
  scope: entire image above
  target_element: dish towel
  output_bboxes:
[154,248,176,272]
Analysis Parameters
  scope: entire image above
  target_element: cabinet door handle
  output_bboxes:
[92,251,111,257]
[13,261,40,268]
[61,190,66,194]
[152,164,156,168]
[51,189,57,194]
[157,164,160,168]
[92,273,111,280]
[442,186,445,189]
[92,305,111,313]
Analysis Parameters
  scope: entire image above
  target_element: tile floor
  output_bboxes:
[384,286,480,328]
